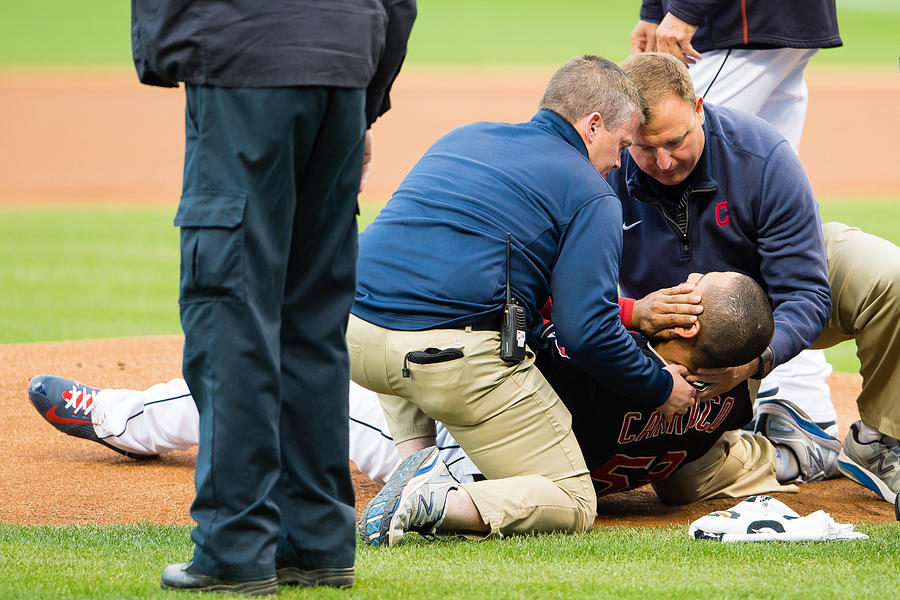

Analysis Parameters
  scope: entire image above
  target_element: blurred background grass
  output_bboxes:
[1,1,898,67]
[2,201,896,379]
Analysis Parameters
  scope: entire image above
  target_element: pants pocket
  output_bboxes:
[175,192,247,303]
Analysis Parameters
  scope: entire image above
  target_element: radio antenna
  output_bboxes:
[505,233,512,305]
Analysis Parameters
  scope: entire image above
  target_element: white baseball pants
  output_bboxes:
[90,378,479,483]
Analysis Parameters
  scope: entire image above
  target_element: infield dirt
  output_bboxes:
[1,67,898,528]
[1,337,895,527]
[1,66,898,205]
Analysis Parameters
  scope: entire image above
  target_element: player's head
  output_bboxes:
[659,271,773,371]
[539,55,647,177]
[620,52,705,186]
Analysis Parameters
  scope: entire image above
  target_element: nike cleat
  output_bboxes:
[28,374,155,459]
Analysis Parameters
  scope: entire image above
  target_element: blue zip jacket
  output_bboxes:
[607,103,831,369]
[640,0,841,52]
[353,110,673,407]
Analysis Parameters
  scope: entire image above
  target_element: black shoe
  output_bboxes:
[276,565,354,588]
[160,562,278,596]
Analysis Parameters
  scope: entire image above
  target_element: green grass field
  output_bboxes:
[1,1,898,68]
[2,523,899,599]
[2,2,899,598]
[1,199,895,375]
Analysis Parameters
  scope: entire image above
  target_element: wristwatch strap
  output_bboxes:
[752,347,774,380]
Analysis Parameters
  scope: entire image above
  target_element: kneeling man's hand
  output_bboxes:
[658,364,696,422]
[632,282,703,339]
[688,359,758,402]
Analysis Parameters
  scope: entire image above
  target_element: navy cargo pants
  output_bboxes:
[176,85,362,580]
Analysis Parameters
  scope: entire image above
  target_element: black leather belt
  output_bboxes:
[449,315,499,332]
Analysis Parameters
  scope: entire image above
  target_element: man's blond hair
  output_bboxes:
[620,52,696,120]
[539,55,647,130]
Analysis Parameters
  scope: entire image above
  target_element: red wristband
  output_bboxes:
[618,297,635,330]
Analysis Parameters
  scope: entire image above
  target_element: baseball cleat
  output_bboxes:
[357,446,458,547]
[744,388,838,437]
[28,374,157,459]
[754,397,841,483]
[837,421,900,504]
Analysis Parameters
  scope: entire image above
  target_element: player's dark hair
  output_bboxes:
[690,273,774,369]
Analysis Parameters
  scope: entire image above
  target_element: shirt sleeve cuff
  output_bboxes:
[639,0,664,23]
[665,1,706,27]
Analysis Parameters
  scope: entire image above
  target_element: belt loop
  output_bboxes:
[465,325,473,332]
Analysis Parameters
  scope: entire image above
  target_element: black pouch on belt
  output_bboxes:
[402,347,463,377]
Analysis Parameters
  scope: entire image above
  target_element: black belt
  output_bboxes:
[448,315,499,332]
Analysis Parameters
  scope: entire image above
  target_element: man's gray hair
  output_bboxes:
[538,55,647,130]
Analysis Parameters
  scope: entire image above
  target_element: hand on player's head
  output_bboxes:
[632,281,703,340]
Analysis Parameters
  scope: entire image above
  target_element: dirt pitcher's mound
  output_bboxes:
[1,337,894,527]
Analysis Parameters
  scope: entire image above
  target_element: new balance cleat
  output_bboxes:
[818,421,840,439]
[837,421,900,504]
[745,390,838,437]
[755,398,841,483]
[28,374,156,459]
[357,446,458,547]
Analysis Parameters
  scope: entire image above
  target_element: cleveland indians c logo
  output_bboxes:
[716,200,731,227]
[715,201,730,226]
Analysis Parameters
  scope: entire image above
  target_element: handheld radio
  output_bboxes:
[500,233,527,363]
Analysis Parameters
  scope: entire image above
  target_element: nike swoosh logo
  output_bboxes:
[623,220,642,231]
[44,405,91,425]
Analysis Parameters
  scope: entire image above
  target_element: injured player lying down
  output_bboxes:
[29,272,840,532]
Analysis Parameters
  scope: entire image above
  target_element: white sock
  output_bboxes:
[775,445,800,483]
[857,421,885,444]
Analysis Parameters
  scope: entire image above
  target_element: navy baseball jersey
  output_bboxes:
[537,327,753,496]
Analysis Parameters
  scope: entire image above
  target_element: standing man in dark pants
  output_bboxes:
[130,0,416,595]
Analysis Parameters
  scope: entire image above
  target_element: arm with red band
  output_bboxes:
[542,295,635,330]
[618,296,635,330]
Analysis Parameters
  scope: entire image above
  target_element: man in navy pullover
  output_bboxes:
[611,52,830,400]
[613,52,900,507]
[349,55,696,545]
[630,0,843,433]
[601,52,837,501]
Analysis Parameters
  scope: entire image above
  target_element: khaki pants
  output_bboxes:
[651,375,796,504]
[810,222,900,439]
[653,430,797,504]
[347,315,596,536]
